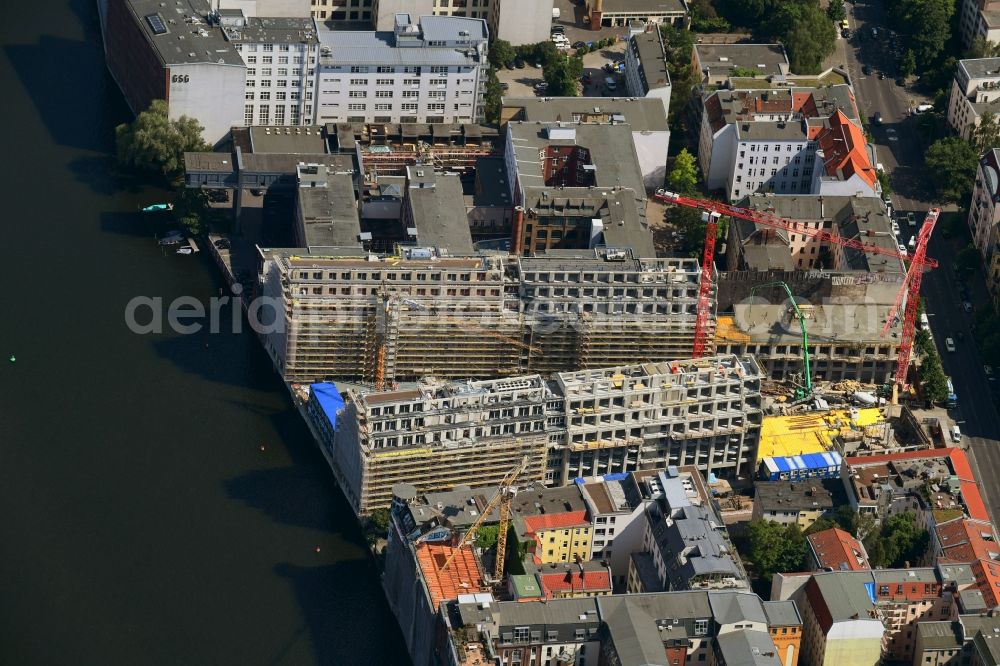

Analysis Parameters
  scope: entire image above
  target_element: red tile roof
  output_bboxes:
[971,558,1000,607]
[936,518,1000,564]
[538,569,612,597]
[808,527,870,571]
[845,448,990,522]
[522,511,589,534]
[816,109,877,188]
[415,543,486,608]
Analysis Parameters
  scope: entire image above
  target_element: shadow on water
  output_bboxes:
[5,0,130,155]
[272,561,412,666]
[70,156,146,196]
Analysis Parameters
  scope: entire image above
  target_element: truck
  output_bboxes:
[946,377,958,408]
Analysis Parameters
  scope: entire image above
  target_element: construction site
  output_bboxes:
[304,354,763,516]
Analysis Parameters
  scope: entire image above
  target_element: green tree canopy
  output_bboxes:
[899,50,917,77]
[115,99,208,181]
[972,111,1000,153]
[483,67,503,124]
[745,520,808,582]
[864,512,929,568]
[886,0,956,70]
[925,137,979,203]
[957,244,983,273]
[919,351,950,404]
[827,0,847,23]
[474,525,500,549]
[669,148,699,194]
[967,37,1000,59]
[914,328,935,358]
[544,56,583,96]
[779,3,837,74]
[489,39,515,69]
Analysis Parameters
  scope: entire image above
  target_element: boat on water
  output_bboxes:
[140,203,173,212]
[176,246,193,255]
[158,232,184,246]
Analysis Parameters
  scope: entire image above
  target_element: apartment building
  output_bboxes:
[500,97,671,190]
[806,527,870,572]
[220,13,318,127]
[967,149,1000,309]
[629,466,748,593]
[752,481,834,529]
[691,43,789,88]
[699,85,862,201]
[914,621,969,666]
[873,568,951,663]
[586,0,688,28]
[948,58,1000,140]
[258,247,709,384]
[310,0,378,23]
[310,355,762,515]
[623,28,671,121]
[764,601,804,666]
[101,0,247,144]
[313,15,487,125]
[959,0,1000,48]
[797,572,884,666]
[293,163,361,247]
[363,0,552,45]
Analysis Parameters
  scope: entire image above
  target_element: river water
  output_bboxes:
[0,2,409,663]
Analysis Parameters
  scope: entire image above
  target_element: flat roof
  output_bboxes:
[959,57,1000,80]
[501,97,669,132]
[221,16,318,44]
[630,30,670,92]
[601,0,687,13]
[472,157,512,207]
[250,126,328,154]
[762,600,802,627]
[716,630,782,666]
[755,481,834,512]
[507,122,647,196]
[757,409,884,462]
[406,172,474,254]
[127,0,244,67]
[298,170,361,248]
[694,43,788,78]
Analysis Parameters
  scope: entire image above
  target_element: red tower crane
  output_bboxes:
[653,190,939,385]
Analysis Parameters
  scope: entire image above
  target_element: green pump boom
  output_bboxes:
[750,281,812,396]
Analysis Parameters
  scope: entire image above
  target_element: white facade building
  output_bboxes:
[623,28,671,121]
[948,57,1000,140]
[221,14,319,127]
[313,14,488,125]
[959,0,1000,48]
[969,149,1000,260]
[368,0,551,45]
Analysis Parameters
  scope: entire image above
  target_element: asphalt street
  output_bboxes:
[842,1,1000,521]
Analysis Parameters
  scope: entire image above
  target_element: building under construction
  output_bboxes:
[306,354,762,516]
[258,246,709,385]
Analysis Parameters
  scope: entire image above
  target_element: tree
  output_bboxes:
[544,56,583,96]
[778,3,837,74]
[877,169,893,196]
[899,50,917,77]
[474,525,499,549]
[966,37,1000,59]
[483,67,503,124]
[925,137,979,203]
[173,188,209,235]
[957,244,982,273]
[369,508,391,533]
[745,520,809,582]
[826,0,846,23]
[914,328,935,358]
[115,99,209,182]
[731,66,763,77]
[864,512,929,568]
[690,0,731,32]
[804,517,839,535]
[888,0,955,68]
[489,39,515,69]
[972,111,1000,153]
[833,505,859,535]
[669,148,699,194]
[919,351,950,404]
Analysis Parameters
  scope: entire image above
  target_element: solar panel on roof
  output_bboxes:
[146,13,167,35]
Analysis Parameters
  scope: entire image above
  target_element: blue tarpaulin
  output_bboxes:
[864,582,876,604]
[310,383,345,431]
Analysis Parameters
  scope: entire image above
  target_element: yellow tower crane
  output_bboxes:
[440,456,530,582]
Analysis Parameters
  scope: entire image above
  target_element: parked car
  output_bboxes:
[906,212,916,227]
[951,425,962,443]
[573,41,586,49]
[945,337,956,352]
[964,301,974,313]
[842,29,851,38]
[514,58,525,69]
[862,64,872,75]
[897,243,908,257]
[878,71,885,80]
[500,82,509,91]
[872,111,882,124]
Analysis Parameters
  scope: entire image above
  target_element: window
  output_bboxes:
[377,66,395,73]
[374,103,392,110]
[375,90,393,98]
[259,92,271,100]
[694,620,708,635]
[430,66,448,74]
[261,68,272,76]
[376,78,393,85]
[258,106,270,124]
[262,56,272,65]
[245,91,255,100]
[350,78,366,85]
[402,90,419,98]
[429,78,447,86]
[246,68,256,76]
[277,68,287,76]
[350,66,369,73]
[276,80,287,87]
[348,103,365,110]
[262,44,273,52]
[274,105,285,124]
[401,103,418,111]
[246,56,257,64]
[349,91,367,98]
[260,80,272,88]
[244,104,254,125]
[276,91,286,101]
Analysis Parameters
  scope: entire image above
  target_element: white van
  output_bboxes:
[920,313,930,329]
[552,7,561,18]
[951,425,962,443]
[914,103,934,114]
